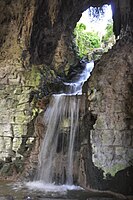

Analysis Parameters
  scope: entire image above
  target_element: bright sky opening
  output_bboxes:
[79,5,112,36]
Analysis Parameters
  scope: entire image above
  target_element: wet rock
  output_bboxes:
[0,195,14,200]
[0,163,14,176]
[24,196,32,200]
[0,159,4,169]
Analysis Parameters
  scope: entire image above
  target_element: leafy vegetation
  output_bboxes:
[102,20,114,45]
[74,23,101,58]
[74,20,114,60]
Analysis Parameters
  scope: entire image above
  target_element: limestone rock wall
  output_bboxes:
[0,0,37,171]
[85,40,133,176]
[0,61,40,176]
[0,0,80,170]
[0,58,60,177]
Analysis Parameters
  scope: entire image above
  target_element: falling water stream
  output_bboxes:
[35,95,80,184]
[0,61,94,200]
[26,61,94,190]
[32,61,94,186]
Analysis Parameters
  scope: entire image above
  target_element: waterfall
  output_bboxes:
[66,96,79,184]
[35,61,94,185]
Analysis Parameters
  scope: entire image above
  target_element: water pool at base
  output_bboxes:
[0,180,83,200]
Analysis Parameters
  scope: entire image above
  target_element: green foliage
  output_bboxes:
[74,23,101,58]
[102,21,114,43]
[74,20,115,60]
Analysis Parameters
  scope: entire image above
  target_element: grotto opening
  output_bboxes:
[0,0,133,199]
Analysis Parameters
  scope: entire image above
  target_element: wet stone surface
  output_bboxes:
[0,180,116,200]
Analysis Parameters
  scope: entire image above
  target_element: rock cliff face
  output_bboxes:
[88,42,133,176]
[0,0,133,195]
[83,40,133,193]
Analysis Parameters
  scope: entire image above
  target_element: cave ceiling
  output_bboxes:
[0,0,132,65]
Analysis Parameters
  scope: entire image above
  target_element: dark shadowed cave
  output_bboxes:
[0,0,133,199]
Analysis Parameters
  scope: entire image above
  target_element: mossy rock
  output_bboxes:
[13,158,24,173]
[0,159,4,170]
[0,163,14,176]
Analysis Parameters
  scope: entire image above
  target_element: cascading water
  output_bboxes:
[35,95,80,185]
[34,61,94,186]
